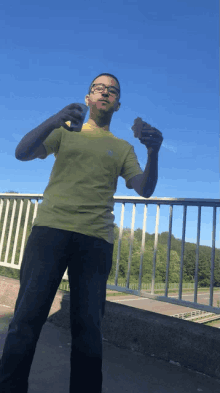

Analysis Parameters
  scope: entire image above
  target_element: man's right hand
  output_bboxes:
[48,103,84,131]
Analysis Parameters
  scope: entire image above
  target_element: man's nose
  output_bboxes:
[102,87,109,95]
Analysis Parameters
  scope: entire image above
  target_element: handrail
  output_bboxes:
[0,193,219,315]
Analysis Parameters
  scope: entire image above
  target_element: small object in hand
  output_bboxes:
[131,117,152,138]
[131,117,142,138]
[67,103,89,132]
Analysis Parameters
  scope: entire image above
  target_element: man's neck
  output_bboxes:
[87,118,110,132]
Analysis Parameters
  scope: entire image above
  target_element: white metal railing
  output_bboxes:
[173,310,216,320]
[172,310,220,324]
[0,193,219,315]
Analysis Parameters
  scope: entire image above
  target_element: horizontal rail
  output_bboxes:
[1,193,220,207]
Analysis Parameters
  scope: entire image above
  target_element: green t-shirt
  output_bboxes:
[32,122,143,244]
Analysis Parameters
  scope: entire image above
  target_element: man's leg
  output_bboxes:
[68,232,114,393]
[0,226,72,393]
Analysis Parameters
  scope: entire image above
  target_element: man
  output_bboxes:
[0,73,163,393]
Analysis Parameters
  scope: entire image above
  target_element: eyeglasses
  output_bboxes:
[90,83,120,97]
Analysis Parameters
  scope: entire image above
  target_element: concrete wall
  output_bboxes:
[0,275,220,381]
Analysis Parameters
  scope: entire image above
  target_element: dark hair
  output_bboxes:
[88,73,120,99]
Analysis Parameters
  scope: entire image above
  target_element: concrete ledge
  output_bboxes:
[1,275,220,381]
[0,275,65,317]
[101,301,220,381]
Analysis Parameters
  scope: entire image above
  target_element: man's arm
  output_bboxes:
[128,149,158,198]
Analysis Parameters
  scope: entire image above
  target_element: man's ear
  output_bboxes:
[115,102,121,111]
[85,95,89,106]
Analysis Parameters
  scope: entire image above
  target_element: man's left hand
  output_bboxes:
[132,118,164,153]
[140,121,163,153]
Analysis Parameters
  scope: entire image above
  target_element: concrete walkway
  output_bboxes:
[0,310,220,393]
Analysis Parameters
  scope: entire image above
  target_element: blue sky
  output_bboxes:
[0,0,219,248]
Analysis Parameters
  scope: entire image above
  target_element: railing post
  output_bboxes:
[126,203,136,289]
[194,205,201,303]
[165,205,173,297]
[210,206,217,307]
[115,203,125,287]
[151,204,160,295]
[138,204,148,292]
[179,205,187,300]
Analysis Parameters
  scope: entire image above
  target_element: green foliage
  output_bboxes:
[0,191,220,290]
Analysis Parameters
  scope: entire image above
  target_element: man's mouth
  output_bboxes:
[99,100,109,103]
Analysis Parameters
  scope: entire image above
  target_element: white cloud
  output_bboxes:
[161,142,177,153]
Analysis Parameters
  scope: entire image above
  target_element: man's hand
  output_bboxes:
[131,117,164,153]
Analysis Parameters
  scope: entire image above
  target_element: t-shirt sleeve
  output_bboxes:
[120,145,143,189]
[42,127,63,158]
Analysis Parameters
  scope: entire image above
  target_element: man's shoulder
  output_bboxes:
[111,134,132,147]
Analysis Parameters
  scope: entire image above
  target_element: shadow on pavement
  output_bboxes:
[0,297,220,392]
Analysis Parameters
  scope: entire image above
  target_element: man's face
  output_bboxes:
[86,75,120,114]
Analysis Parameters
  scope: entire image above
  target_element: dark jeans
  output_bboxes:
[0,226,114,393]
